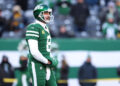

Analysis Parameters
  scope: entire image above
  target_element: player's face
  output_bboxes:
[43,11,51,22]
[108,18,114,23]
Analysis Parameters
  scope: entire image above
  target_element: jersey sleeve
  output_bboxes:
[26,24,39,40]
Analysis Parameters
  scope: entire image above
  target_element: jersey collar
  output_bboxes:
[35,20,49,33]
[35,20,46,28]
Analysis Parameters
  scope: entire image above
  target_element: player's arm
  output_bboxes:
[26,24,51,64]
[28,39,51,64]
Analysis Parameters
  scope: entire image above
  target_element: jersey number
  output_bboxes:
[46,36,51,52]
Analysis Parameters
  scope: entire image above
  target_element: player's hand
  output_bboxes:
[47,57,58,67]
[47,60,51,64]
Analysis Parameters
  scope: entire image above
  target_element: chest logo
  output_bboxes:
[42,30,45,34]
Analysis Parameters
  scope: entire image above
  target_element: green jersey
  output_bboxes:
[26,21,51,63]
[102,22,118,35]
[15,69,30,86]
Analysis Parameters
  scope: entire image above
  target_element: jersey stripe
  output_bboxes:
[26,34,39,38]
[46,67,51,80]
[31,62,37,86]
[22,74,28,86]
[26,31,39,34]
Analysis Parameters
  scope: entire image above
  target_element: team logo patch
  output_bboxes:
[42,30,45,34]
[40,67,42,70]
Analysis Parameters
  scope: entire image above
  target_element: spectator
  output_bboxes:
[57,0,71,15]
[9,5,25,31]
[78,56,97,86]
[58,25,74,38]
[102,13,118,39]
[14,56,30,86]
[117,65,120,78]
[0,55,14,86]
[117,65,120,83]
[53,15,74,37]
[99,1,119,24]
[116,0,120,14]
[70,0,89,32]
[59,56,69,86]
[0,9,7,37]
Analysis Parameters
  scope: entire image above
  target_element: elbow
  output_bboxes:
[30,50,37,57]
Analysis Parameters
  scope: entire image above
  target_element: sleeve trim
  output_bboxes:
[26,31,39,34]
[26,34,39,38]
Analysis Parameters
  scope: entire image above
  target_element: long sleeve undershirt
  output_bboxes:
[28,39,48,64]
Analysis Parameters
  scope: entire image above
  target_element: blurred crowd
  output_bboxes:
[0,0,120,39]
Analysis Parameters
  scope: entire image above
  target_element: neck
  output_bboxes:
[36,20,46,26]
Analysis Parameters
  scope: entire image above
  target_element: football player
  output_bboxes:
[25,4,58,86]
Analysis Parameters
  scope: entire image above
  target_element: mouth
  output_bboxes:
[46,17,50,20]
[45,16,50,21]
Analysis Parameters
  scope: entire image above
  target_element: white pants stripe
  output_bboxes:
[31,62,37,86]
[22,74,28,86]
[46,67,51,80]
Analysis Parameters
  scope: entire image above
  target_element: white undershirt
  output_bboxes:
[28,39,48,64]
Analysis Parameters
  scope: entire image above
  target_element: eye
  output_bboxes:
[49,12,51,15]
[44,11,49,13]
[44,11,51,15]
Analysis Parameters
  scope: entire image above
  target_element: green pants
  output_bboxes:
[29,61,57,86]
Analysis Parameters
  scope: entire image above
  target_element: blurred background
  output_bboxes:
[0,0,120,86]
